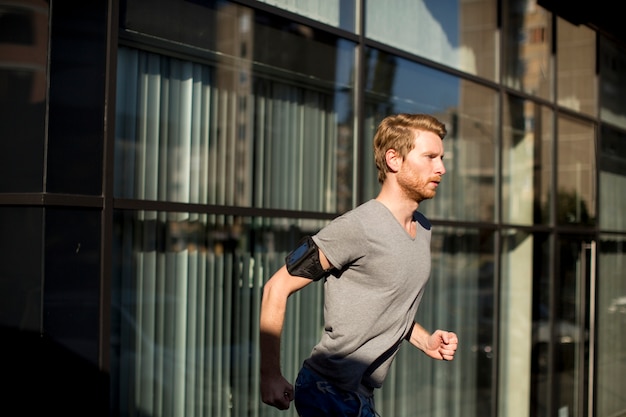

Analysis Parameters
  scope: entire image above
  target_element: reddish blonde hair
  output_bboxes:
[373,113,447,184]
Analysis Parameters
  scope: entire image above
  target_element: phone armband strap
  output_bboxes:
[285,236,329,281]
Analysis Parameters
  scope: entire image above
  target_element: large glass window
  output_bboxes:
[502,0,553,100]
[599,125,626,231]
[557,18,597,117]
[107,2,626,417]
[116,0,356,213]
[362,48,498,222]
[557,116,596,226]
[502,96,553,225]
[365,0,497,80]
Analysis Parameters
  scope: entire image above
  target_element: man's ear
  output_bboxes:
[385,148,402,173]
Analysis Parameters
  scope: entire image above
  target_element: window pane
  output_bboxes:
[554,236,592,417]
[557,116,596,226]
[600,36,626,129]
[596,235,626,417]
[45,1,106,195]
[365,0,497,80]
[503,0,553,100]
[557,18,597,117]
[378,227,495,416]
[502,96,553,225]
[116,1,356,212]
[0,3,47,192]
[44,207,101,362]
[500,230,547,417]
[363,49,497,222]
[110,210,328,417]
[0,207,43,331]
[599,125,626,231]
[256,0,356,32]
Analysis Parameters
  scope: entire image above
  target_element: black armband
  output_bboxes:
[285,236,329,281]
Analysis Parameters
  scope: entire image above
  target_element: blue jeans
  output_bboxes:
[294,367,379,417]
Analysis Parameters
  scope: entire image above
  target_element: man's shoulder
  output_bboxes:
[348,199,384,216]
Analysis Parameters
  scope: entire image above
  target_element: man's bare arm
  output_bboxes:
[260,265,313,409]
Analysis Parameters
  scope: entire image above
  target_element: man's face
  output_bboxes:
[396,130,446,202]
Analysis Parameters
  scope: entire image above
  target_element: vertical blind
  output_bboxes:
[115,46,338,212]
[112,211,325,417]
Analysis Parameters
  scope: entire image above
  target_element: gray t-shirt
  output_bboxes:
[306,199,432,394]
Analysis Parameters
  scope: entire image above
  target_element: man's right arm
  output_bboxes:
[259,264,313,410]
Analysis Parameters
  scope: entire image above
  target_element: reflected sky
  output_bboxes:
[366,48,460,115]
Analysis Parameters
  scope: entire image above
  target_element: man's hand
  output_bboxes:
[406,322,458,361]
[422,329,458,361]
[260,373,294,410]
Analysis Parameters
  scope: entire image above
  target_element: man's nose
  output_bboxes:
[437,158,446,175]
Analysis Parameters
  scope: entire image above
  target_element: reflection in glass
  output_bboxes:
[116,12,356,212]
[255,0,355,32]
[596,235,626,416]
[557,116,596,226]
[500,230,543,417]
[502,0,553,100]
[378,227,494,417]
[554,237,592,417]
[600,36,626,129]
[365,0,497,80]
[498,229,535,417]
[557,18,597,116]
[599,126,626,231]
[362,49,497,222]
[502,96,553,225]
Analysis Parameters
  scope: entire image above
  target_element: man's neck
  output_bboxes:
[375,183,420,231]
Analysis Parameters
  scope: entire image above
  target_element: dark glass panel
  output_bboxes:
[599,125,626,231]
[600,36,626,130]
[0,3,48,192]
[46,1,107,194]
[43,207,101,364]
[0,207,43,330]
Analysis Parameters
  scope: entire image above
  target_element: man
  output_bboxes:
[260,113,459,416]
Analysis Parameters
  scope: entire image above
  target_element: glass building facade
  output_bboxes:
[1,1,625,416]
